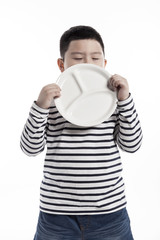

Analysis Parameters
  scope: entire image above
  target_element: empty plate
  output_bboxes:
[54,63,117,127]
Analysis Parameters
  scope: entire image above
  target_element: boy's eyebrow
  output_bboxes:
[71,52,84,55]
[91,52,102,55]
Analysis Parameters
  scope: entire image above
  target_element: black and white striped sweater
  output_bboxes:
[20,94,142,215]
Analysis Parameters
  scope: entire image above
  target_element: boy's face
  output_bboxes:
[58,39,107,72]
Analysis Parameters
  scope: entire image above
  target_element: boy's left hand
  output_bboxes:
[108,74,129,101]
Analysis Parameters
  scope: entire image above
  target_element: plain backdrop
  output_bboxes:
[0,0,160,239]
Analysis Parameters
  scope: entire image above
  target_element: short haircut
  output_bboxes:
[60,25,105,59]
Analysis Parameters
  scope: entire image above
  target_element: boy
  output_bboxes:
[21,26,142,240]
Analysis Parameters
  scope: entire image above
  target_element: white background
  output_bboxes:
[0,0,160,239]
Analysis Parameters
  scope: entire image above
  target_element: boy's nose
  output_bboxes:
[84,57,91,64]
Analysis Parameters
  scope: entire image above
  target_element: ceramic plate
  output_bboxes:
[54,63,117,127]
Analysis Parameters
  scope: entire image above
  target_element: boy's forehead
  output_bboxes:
[70,51,102,55]
[67,39,103,53]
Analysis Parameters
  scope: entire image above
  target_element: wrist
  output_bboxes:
[118,93,130,101]
[35,101,49,110]
[118,93,131,103]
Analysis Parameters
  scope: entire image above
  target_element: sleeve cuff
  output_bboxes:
[30,101,49,119]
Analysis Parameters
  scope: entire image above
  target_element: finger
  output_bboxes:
[47,88,61,95]
[53,91,61,99]
[51,85,61,91]
[108,78,117,91]
[110,76,123,88]
[109,77,117,88]
[45,84,61,91]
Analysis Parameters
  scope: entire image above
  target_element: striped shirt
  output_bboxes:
[20,94,142,215]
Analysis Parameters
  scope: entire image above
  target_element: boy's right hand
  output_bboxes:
[36,83,61,109]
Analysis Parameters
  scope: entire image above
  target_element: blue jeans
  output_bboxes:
[34,208,134,240]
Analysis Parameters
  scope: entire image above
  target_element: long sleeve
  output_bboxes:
[20,102,49,156]
[114,94,143,153]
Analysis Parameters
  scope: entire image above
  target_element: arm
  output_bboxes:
[108,74,142,152]
[20,103,49,156]
[20,83,61,156]
[114,94,142,152]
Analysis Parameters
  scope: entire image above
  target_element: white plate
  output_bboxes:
[55,64,117,127]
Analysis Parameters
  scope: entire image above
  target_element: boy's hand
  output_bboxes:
[108,74,129,101]
[36,83,61,109]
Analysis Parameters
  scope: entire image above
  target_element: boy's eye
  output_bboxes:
[92,58,99,60]
[73,58,83,60]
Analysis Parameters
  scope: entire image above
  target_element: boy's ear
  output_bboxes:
[104,59,107,67]
[57,58,64,72]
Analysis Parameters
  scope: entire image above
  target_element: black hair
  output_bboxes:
[60,25,105,59]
